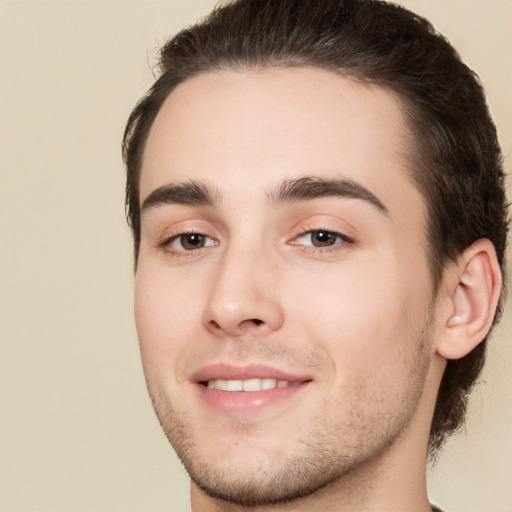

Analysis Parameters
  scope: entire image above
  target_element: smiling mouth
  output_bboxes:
[195,368,313,413]
[204,378,305,392]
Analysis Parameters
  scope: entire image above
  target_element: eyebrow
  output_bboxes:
[141,181,220,214]
[270,176,388,213]
[140,175,388,215]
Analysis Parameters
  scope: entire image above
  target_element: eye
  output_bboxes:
[295,230,352,248]
[166,233,217,252]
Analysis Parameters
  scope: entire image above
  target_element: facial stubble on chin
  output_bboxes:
[143,320,434,508]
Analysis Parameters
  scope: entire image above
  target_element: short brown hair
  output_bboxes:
[122,0,508,455]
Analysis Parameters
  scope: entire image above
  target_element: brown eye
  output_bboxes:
[310,230,338,247]
[294,229,353,250]
[162,232,217,255]
[179,233,206,250]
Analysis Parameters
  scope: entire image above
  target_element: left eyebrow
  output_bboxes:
[269,176,389,214]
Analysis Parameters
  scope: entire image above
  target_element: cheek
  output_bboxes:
[287,259,431,374]
[134,265,200,370]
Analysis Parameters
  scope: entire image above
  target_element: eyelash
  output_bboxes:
[157,227,354,256]
[158,231,218,255]
[291,228,355,252]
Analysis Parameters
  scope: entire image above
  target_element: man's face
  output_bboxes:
[135,68,439,506]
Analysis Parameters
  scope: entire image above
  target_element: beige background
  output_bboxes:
[1,1,510,511]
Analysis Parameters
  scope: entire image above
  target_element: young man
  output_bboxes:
[122,1,508,510]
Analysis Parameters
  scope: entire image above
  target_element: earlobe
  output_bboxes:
[437,239,502,360]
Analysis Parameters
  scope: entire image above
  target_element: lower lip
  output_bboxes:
[195,382,311,415]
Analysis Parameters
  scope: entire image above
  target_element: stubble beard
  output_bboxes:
[144,321,433,507]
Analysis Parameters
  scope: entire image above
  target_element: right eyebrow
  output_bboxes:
[140,180,219,214]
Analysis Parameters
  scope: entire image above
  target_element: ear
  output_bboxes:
[436,239,503,360]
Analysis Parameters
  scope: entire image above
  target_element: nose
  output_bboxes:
[202,245,285,337]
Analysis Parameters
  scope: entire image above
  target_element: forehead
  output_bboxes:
[140,67,421,217]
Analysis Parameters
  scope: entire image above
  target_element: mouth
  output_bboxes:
[192,364,313,414]
[203,378,304,391]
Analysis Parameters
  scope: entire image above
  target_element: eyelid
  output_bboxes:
[294,229,354,244]
[291,228,354,248]
[288,216,355,242]
[164,232,217,248]
[156,224,220,255]
[286,216,357,257]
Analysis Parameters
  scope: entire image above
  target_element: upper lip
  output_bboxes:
[190,363,313,383]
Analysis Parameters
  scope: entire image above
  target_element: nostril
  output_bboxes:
[209,320,221,329]
[205,317,266,334]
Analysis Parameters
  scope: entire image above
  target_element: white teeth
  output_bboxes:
[261,378,277,390]
[242,378,262,391]
[206,378,294,391]
[208,379,225,390]
[225,380,243,391]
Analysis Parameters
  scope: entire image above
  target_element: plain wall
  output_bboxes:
[1,1,510,511]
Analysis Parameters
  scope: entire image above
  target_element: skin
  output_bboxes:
[134,67,475,511]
